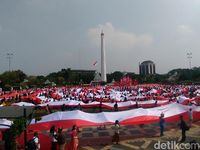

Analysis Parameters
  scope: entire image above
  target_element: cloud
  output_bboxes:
[87,22,153,49]
[177,25,193,34]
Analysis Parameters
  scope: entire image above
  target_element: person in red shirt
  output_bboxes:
[70,125,80,150]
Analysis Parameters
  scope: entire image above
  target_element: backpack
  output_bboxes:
[27,138,36,150]
[57,133,66,145]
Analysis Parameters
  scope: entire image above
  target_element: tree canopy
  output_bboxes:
[1,67,200,90]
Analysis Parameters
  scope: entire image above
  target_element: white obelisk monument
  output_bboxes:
[101,30,107,82]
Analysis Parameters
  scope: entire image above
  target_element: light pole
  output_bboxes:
[7,53,13,71]
[187,52,192,69]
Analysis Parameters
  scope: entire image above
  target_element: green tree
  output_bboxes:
[4,118,26,150]
[0,70,27,90]
[107,71,124,83]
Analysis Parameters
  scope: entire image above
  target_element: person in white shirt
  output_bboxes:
[33,132,40,150]
[188,108,193,127]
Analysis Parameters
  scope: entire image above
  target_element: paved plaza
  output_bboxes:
[38,120,200,150]
[68,121,200,150]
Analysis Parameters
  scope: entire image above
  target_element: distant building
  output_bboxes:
[139,60,156,75]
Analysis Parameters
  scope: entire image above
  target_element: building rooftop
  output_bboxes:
[141,60,154,65]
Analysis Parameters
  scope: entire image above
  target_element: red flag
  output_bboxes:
[93,61,98,66]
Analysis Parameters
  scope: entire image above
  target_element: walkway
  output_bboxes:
[69,121,200,150]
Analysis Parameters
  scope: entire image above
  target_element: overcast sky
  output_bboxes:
[0,0,200,75]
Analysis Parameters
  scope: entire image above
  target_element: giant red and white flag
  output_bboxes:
[29,103,200,130]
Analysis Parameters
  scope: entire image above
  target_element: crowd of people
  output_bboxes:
[0,84,199,149]
[29,112,194,150]
[29,124,80,150]
[1,84,200,106]
[28,102,196,150]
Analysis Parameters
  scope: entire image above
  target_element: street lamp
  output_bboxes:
[187,52,192,69]
[7,53,13,71]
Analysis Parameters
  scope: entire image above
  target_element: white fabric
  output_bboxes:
[176,95,188,103]
[12,102,35,106]
[0,119,12,129]
[37,99,168,108]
